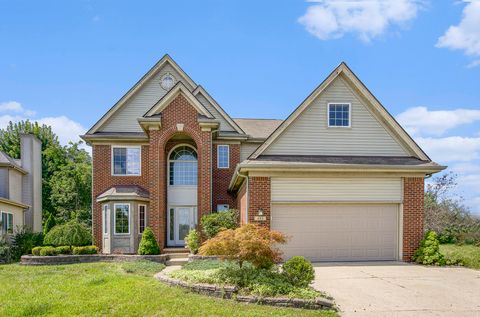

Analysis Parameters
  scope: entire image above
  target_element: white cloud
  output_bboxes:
[0,101,35,116]
[0,101,87,150]
[436,1,480,62]
[467,59,480,68]
[298,0,422,42]
[396,106,480,136]
[416,136,480,162]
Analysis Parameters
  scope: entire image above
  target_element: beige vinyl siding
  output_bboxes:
[101,64,195,132]
[264,76,409,156]
[196,93,235,132]
[240,143,260,162]
[271,177,402,202]
[8,169,23,202]
[0,202,24,234]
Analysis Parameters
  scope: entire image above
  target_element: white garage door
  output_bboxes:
[272,204,399,262]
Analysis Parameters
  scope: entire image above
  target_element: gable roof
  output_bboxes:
[193,86,245,134]
[87,54,197,134]
[144,81,213,118]
[250,62,430,161]
[233,118,283,139]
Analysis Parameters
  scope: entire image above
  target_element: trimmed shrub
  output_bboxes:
[39,246,57,256]
[199,224,287,268]
[44,220,91,247]
[413,231,446,265]
[200,210,238,239]
[72,245,98,255]
[138,227,160,255]
[282,256,315,287]
[55,246,71,255]
[10,228,43,261]
[185,229,200,254]
[32,246,43,256]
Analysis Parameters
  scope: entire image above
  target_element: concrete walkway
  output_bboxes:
[312,262,480,317]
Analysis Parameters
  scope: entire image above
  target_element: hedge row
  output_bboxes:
[31,245,98,256]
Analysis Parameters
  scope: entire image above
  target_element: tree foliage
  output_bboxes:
[199,224,287,268]
[43,220,92,247]
[0,120,92,227]
[425,172,480,244]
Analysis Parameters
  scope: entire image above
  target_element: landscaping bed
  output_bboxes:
[162,259,335,310]
[21,253,168,265]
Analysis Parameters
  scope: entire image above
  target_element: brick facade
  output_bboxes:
[91,144,150,249]
[402,177,425,262]
[247,176,271,228]
[212,143,239,210]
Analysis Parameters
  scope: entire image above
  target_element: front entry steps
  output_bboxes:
[163,248,189,266]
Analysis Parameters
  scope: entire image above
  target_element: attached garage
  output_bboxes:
[271,177,402,262]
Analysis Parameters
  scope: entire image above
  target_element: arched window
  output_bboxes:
[169,145,198,186]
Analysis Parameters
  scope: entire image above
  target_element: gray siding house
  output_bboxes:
[0,134,42,234]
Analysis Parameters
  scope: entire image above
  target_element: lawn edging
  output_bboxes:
[154,271,335,310]
[21,254,168,266]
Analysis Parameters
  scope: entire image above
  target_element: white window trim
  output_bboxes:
[217,204,229,212]
[138,204,147,234]
[1,211,14,234]
[217,144,230,169]
[113,203,130,235]
[327,102,351,128]
[111,145,142,176]
[102,204,109,235]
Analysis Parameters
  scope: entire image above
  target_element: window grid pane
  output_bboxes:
[103,205,108,234]
[218,145,229,168]
[115,205,129,234]
[328,104,350,127]
[113,147,140,175]
[139,206,146,234]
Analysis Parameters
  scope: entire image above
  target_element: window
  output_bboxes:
[114,204,130,234]
[328,103,351,127]
[1,212,14,234]
[169,146,197,186]
[112,146,141,175]
[217,204,229,212]
[103,205,109,235]
[217,145,229,169]
[139,205,146,234]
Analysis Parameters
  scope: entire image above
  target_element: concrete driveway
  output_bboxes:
[312,262,480,316]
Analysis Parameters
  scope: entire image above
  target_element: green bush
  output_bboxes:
[0,245,11,263]
[200,210,238,239]
[413,231,446,265]
[55,246,71,255]
[44,220,91,247]
[32,246,43,256]
[185,229,200,254]
[43,213,56,235]
[72,245,98,255]
[9,228,43,261]
[39,246,58,256]
[282,256,315,287]
[138,227,160,255]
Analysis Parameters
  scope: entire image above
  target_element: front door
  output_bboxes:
[168,206,196,246]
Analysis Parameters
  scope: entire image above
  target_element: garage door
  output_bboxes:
[272,204,399,262]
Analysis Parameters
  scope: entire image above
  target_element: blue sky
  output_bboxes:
[1,1,479,214]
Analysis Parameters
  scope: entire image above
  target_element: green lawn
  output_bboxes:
[0,261,338,317]
[441,244,480,270]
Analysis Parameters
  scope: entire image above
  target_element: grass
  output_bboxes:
[169,260,329,300]
[441,244,480,270]
[0,261,337,317]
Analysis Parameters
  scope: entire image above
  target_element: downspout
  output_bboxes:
[235,169,249,223]
[210,129,219,213]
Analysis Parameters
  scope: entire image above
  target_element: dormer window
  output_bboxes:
[328,103,351,127]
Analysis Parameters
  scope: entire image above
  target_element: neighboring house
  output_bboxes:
[0,134,42,235]
[82,55,445,261]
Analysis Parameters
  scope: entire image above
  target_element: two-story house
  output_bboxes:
[0,134,42,235]
[82,55,445,261]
